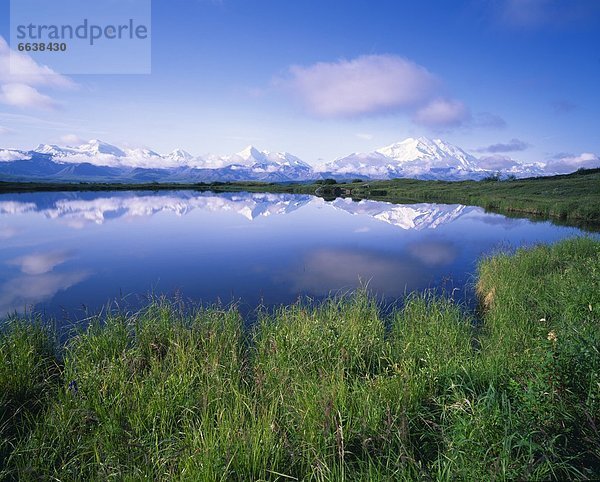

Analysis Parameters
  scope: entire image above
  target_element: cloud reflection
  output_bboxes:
[8,249,74,275]
[288,248,427,297]
[1,248,87,316]
[406,241,457,266]
[0,270,89,315]
[0,225,19,239]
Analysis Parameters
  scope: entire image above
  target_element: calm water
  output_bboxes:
[0,190,591,323]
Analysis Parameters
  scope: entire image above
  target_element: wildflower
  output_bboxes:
[539,317,546,322]
[547,331,557,343]
[68,380,79,395]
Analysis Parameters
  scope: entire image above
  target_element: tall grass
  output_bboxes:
[1,237,599,480]
[0,319,58,474]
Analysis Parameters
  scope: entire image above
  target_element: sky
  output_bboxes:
[0,0,599,166]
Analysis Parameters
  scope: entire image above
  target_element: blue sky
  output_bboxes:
[1,0,599,165]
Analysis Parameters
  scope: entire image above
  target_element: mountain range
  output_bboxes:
[0,191,476,231]
[0,137,581,183]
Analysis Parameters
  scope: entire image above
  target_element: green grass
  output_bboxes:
[1,167,599,226]
[1,237,599,480]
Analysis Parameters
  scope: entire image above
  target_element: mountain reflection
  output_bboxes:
[0,191,474,230]
[0,192,312,226]
[330,198,474,230]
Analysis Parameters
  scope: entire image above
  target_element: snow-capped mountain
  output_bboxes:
[0,136,593,183]
[23,141,316,179]
[323,137,489,180]
[377,137,476,168]
[200,145,313,173]
[166,149,194,164]
[76,139,127,157]
[34,140,186,169]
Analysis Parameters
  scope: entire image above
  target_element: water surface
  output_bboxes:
[0,190,590,324]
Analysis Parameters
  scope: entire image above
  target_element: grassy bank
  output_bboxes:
[1,168,599,226]
[1,237,599,480]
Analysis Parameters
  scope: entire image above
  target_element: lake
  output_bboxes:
[0,190,591,324]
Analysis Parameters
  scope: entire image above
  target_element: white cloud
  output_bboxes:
[60,134,85,146]
[279,54,440,118]
[413,98,470,128]
[0,36,75,109]
[0,37,74,88]
[277,54,473,130]
[0,83,57,109]
[0,149,30,162]
[544,152,600,173]
[476,154,520,171]
[0,125,12,135]
[355,133,374,140]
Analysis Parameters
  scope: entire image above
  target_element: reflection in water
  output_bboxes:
[287,238,459,297]
[0,201,38,215]
[0,190,588,320]
[287,248,428,297]
[8,249,74,275]
[0,225,19,239]
[0,247,89,314]
[0,192,312,227]
[330,198,475,230]
[0,191,476,231]
[406,241,458,266]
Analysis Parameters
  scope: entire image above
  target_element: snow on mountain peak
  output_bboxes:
[228,146,311,170]
[233,145,265,165]
[9,135,570,182]
[78,139,126,157]
[166,149,194,162]
[238,145,261,158]
[375,136,475,167]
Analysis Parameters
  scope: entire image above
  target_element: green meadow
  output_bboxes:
[1,237,599,480]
